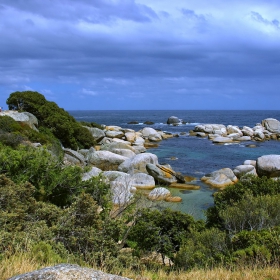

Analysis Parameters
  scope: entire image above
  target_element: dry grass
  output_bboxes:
[1,255,280,280]
[0,253,53,280]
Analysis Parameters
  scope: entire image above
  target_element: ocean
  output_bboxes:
[69,110,280,219]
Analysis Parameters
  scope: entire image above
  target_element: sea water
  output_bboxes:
[70,110,280,219]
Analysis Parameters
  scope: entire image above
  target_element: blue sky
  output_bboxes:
[0,0,280,110]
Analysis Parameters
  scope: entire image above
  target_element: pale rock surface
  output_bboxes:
[201,168,238,188]
[64,148,86,165]
[148,187,171,200]
[233,165,257,178]
[105,130,124,139]
[244,160,257,167]
[105,125,122,131]
[146,163,177,184]
[100,142,135,153]
[88,151,128,171]
[227,125,242,135]
[125,132,136,143]
[82,167,102,181]
[261,118,280,133]
[118,153,158,174]
[110,174,134,205]
[241,126,254,137]
[110,148,136,158]
[85,127,105,142]
[0,111,38,131]
[256,155,280,178]
[8,263,131,280]
[130,173,155,189]
[212,136,233,144]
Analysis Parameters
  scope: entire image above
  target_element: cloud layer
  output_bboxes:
[0,0,280,109]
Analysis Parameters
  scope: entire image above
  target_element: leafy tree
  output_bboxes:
[128,208,197,264]
[6,91,47,116]
[6,91,95,149]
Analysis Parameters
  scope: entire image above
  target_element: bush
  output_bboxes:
[6,91,95,149]
[206,176,280,228]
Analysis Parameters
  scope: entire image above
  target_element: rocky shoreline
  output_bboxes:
[2,110,280,206]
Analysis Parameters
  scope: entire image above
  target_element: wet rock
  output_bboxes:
[167,116,180,125]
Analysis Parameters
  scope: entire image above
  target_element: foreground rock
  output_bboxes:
[201,168,238,188]
[256,155,280,178]
[9,263,131,280]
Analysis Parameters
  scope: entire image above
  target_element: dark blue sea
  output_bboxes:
[69,110,280,219]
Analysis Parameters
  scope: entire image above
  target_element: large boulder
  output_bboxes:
[8,263,131,280]
[105,130,124,139]
[130,173,156,190]
[233,164,257,178]
[64,148,86,165]
[261,118,280,133]
[85,127,105,142]
[141,127,162,141]
[227,125,242,136]
[88,151,128,171]
[146,163,177,185]
[118,153,158,174]
[0,111,38,131]
[201,168,238,188]
[100,142,135,153]
[256,155,280,178]
[241,126,254,137]
[110,149,136,158]
[167,116,180,125]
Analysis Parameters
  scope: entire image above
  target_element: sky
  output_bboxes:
[0,0,280,110]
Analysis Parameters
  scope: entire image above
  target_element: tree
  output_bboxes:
[127,208,196,264]
[6,91,95,149]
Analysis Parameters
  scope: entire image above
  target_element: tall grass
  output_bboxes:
[2,253,280,280]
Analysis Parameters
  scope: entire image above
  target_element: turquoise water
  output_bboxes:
[70,110,280,220]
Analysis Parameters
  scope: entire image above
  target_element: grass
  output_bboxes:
[2,254,280,280]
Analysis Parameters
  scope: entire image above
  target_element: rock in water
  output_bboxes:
[256,155,280,178]
[8,263,132,280]
[261,118,280,133]
[167,116,180,125]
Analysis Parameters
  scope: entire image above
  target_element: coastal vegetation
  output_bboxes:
[1,91,280,279]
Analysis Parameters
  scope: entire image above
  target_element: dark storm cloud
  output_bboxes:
[0,0,280,109]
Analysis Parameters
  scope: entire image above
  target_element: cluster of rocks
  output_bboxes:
[64,124,197,205]
[201,154,280,189]
[191,118,280,143]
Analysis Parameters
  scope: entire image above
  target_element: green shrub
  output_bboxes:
[7,91,95,149]
[206,176,280,228]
